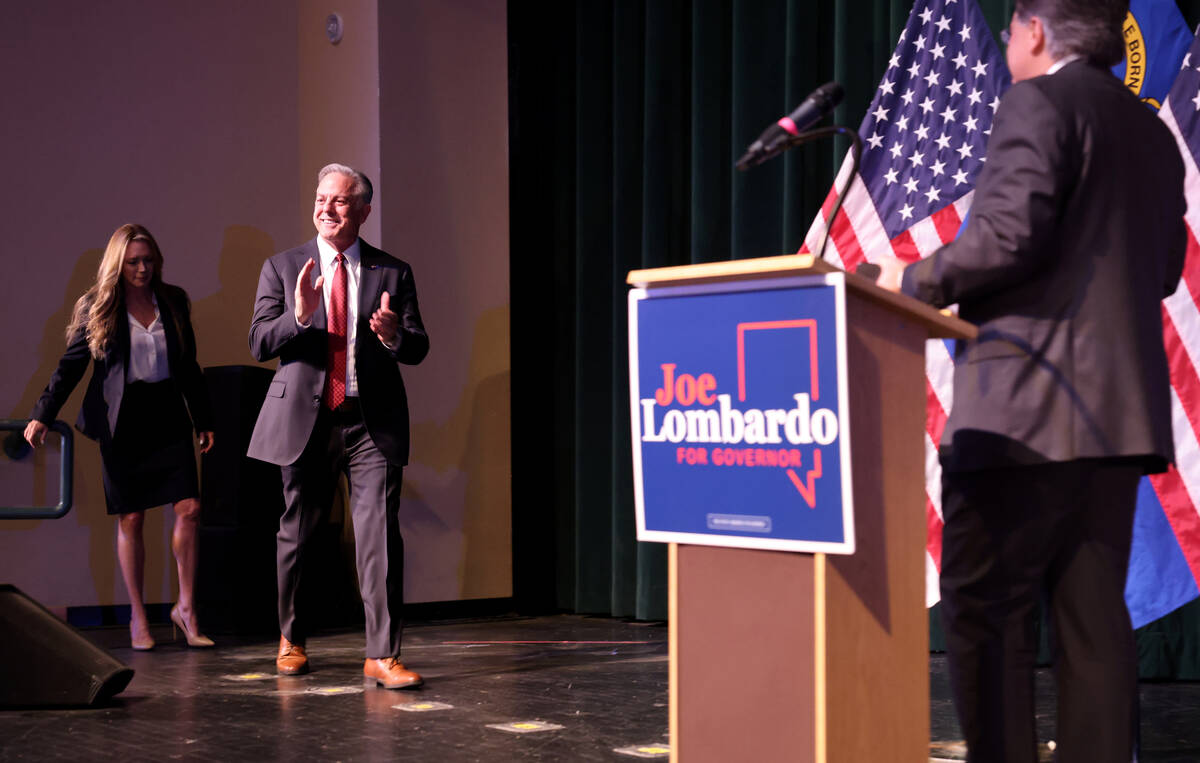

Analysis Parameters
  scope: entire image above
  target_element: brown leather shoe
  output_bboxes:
[363,657,423,689]
[276,635,309,675]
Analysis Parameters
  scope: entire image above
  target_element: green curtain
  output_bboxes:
[509,0,1013,621]
[508,0,1200,668]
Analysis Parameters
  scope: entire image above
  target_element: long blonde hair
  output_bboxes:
[67,224,164,359]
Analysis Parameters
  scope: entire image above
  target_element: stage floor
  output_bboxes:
[1,614,1198,761]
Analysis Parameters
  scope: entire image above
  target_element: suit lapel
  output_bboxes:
[104,310,130,439]
[157,289,182,374]
[358,241,384,326]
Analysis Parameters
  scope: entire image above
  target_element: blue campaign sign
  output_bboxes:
[628,273,855,554]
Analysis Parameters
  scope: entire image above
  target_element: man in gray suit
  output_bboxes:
[248,163,429,688]
[879,1,1185,760]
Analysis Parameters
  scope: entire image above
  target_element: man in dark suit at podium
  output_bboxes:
[248,163,429,688]
[878,1,1185,760]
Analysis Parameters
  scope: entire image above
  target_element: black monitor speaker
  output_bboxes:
[0,584,134,707]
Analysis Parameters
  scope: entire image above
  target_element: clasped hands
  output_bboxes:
[294,258,399,346]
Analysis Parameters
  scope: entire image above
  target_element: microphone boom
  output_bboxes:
[736,82,844,170]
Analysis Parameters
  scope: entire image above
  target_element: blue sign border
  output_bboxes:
[628,273,856,555]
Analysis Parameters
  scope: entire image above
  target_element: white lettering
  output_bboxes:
[684,408,720,442]
[662,410,686,443]
[811,408,838,445]
[640,398,666,441]
[764,409,787,444]
[718,394,744,443]
[639,391,839,446]
[785,393,813,444]
[743,409,766,444]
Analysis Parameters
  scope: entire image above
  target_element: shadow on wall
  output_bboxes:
[12,249,102,443]
[403,304,512,601]
[457,367,511,595]
[8,247,115,602]
[191,225,277,370]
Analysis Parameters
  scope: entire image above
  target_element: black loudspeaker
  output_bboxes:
[0,584,134,707]
[197,365,283,634]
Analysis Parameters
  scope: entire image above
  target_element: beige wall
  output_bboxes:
[298,0,381,245]
[0,1,510,610]
[380,0,512,600]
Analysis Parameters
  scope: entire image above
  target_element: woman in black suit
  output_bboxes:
[25,223,216,651]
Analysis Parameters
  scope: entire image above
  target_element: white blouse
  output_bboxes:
[127,303,170,383]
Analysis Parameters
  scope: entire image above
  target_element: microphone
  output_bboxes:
[736,82,844,170]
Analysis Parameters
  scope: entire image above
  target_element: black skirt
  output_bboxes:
[99,379,199,515]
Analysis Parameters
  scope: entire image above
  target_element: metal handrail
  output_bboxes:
[0,419,74,519]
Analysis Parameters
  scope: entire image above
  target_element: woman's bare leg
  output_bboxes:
[171,498,202,631]
[117,511,150,646]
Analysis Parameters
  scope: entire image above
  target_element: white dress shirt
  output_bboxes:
[1047,54,1083,76]
[127,299,170,383]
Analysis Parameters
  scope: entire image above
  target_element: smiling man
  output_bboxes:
[247,163,429,689]
[876,1,1186,761]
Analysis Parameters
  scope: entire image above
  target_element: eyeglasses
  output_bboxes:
[1000,28,1011,45]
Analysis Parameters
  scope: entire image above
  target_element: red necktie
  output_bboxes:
[324,253,347,410]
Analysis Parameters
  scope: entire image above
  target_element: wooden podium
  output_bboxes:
[626,255,976,763]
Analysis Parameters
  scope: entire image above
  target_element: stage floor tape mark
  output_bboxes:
[613,743,671,758]
[487,721,564,734]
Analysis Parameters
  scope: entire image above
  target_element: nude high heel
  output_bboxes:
[130,623,155,651]
[170,604,214,648]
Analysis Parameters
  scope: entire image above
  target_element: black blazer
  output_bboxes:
[31,283,213,445]
[902,61,1187,473]
[246,238,429,466]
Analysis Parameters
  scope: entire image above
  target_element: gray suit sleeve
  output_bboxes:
[902,81,1076,308]
[384,264,429,365]
[248,257,305,362]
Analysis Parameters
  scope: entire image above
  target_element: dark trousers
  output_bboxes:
[277,400,405,658]
[940,460,1142,763]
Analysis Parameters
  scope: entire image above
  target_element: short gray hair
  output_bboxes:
[1015,0,1127,67]
[317,163,374,206]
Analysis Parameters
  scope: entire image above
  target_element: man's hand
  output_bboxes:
[370,291,399,346]
[295,258,325,325]
[23,420,47,448]
[198,431,215,454]
[875,255,909,293]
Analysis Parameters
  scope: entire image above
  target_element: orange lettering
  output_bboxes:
[654,364,676,406]
[676,373,697,405]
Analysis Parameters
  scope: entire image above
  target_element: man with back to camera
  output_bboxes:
[876,1,1186,760]
[248,163,429,688]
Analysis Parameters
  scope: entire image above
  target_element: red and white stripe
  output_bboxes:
[802,164,975,605]
[1151,100,1200,585]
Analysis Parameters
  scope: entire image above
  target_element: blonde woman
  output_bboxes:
[25,224,216,651]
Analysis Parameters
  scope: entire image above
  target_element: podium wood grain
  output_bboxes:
[670,292,933,762]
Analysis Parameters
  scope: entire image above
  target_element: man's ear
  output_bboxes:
[1028,16,1047,56]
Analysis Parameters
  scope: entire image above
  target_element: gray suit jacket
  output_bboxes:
[902,61,1186,473]
[246,238,429,466]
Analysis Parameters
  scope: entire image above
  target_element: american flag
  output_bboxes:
[801,0,1010,604]
[1130,32,1200,626]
